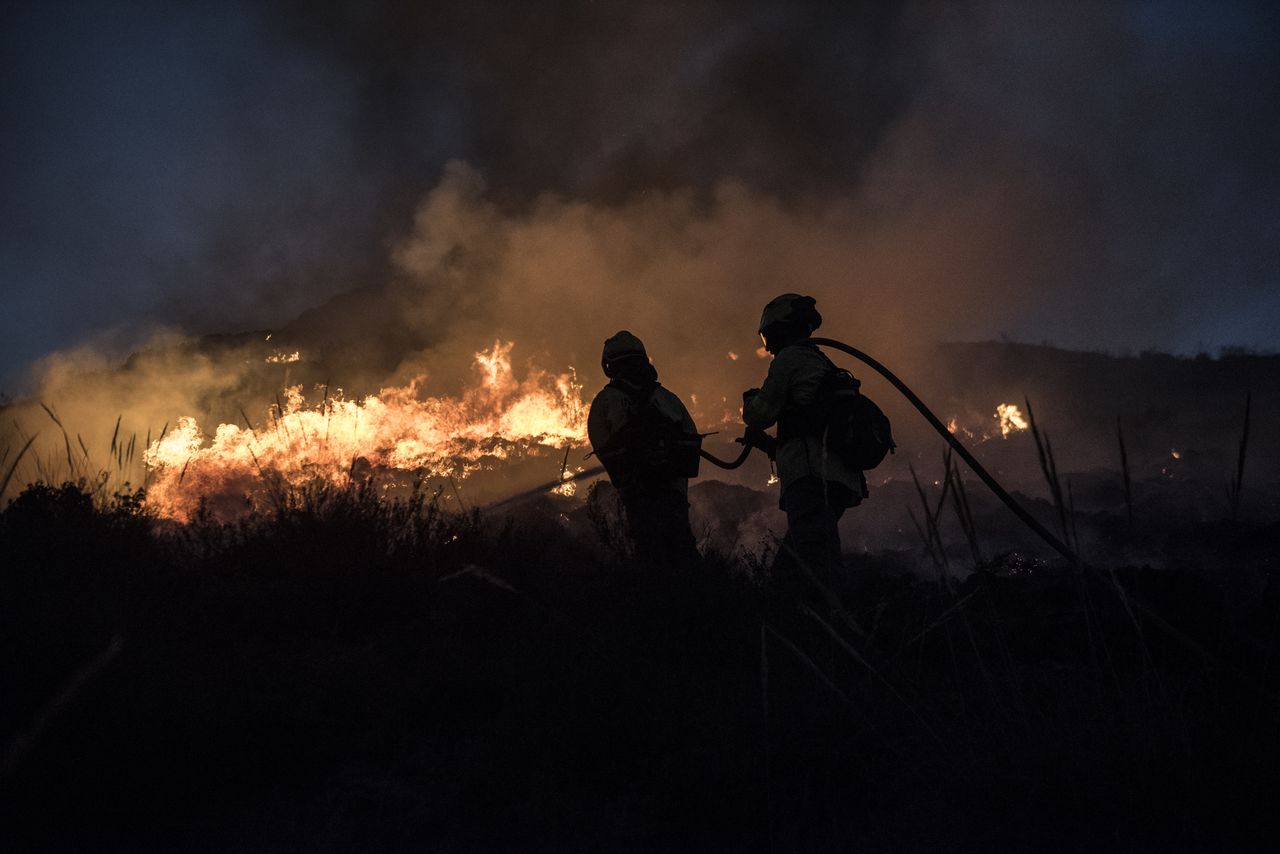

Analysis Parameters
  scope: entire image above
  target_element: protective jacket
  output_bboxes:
[588,379,698,496]
[743,343,863,506]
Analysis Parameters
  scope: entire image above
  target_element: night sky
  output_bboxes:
[3,0,1279,393]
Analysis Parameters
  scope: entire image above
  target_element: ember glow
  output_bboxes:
[142,341,587,521]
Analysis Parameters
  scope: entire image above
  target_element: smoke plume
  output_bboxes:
[4,0,1279,503]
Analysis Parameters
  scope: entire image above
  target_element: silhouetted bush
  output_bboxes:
[2,479,1279,851]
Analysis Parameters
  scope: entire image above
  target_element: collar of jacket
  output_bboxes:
[776,341,821,356]
[609,375,658,401]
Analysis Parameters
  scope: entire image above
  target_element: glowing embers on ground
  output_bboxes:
[143,341,587,521]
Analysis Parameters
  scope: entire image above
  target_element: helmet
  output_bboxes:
[601,330,649,377]
[757,294,822,335]
[602,330,648,363]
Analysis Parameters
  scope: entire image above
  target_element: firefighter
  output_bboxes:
[587,331,701,564]
[742,294,863,583]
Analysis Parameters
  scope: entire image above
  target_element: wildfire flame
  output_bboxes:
[995,403,1029,438]
[143,341,587,521]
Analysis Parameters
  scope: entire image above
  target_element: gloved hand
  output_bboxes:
[736,426,777,460]
[742,388,761,407]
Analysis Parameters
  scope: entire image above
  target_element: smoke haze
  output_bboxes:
[4,0,1279,494]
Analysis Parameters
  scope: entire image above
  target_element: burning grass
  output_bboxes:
[3,340,589,523]
[141,340,588,521]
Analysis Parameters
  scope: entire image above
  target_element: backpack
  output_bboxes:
[819,364,896,472]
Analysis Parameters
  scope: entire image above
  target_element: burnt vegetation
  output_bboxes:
[2,465,1280,853]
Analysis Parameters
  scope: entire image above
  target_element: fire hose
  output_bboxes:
[483,445,751,512]
[485,337,1081,567]
[802,337,1080,565]
[803,339,1231,677]
[483,340,1245,676]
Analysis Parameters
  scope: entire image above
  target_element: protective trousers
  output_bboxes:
[775,476,848,587]
[620,486,699,566]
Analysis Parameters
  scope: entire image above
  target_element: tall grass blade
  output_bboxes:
[905,505,938,571]
[1116,416,1133,532]
[761,624,853,706]
[798,604,952,756]
[1230,390,1252,523]
[908,463,949,573]
[238,407,258,437]
[38,402,63,429]
[1025,397,1070,550]
[1067,479,1082,558]
[273,392,293,442]
[0,433,38,500]
[946,455,983,566]
[448,477,467,512]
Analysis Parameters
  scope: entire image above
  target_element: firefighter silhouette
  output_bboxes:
[742,295,862,582]
[587,331,700,564]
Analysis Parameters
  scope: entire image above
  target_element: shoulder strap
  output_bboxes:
[813,349,861,392]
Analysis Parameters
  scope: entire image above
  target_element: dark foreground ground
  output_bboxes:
[3,482,1280,852]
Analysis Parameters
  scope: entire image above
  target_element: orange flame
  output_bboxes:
[995,403,1029,438]
[143,341,587,520]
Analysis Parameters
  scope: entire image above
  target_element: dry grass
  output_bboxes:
[2,472,1279,850]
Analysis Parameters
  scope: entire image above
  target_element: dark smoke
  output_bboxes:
[174,0,1280,362]
[4,0,1280,499]
[266,1,916,200]
[5,0,1279,393]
